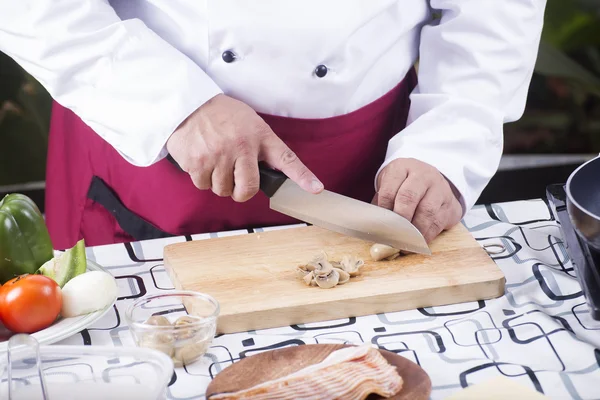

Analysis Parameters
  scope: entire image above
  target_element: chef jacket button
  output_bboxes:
[314,64,328,78]
[222,50,236,63]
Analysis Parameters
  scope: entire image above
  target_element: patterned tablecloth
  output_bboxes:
[55,199,600,400]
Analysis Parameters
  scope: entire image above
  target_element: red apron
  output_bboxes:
[45,69,417,250]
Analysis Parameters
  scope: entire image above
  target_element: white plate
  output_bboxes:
[0,260,117,351]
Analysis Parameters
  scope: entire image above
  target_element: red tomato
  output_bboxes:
[0,274,62,333]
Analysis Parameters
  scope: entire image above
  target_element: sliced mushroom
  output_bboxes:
[369,243,400,261]
[297,251,329,275]
[309,252,334,276]
[296,265,311,279]
[298,263,316,272]
[308,251,327,264]
[315,268,340,289]
[297,252,364,288]
[339,255,364,276]
[138,330,175,357]
[175,315,201,325]
[142,315,174,344]
[335,268,350,285]
[173,340,210,367]
[145,315,172,327]
[174,315,203,340]
[312,257,334,278]
[303,271,315,286]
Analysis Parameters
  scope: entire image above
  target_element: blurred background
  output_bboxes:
[1,0,599,211]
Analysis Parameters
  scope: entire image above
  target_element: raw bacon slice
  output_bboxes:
[209,344,403,400]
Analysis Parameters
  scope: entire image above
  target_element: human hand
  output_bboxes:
[167,94,323,202]
[372,158,463,243]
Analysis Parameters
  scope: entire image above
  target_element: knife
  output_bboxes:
[166,155,431,255]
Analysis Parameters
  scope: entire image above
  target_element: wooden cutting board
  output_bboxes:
[163,223,505,334]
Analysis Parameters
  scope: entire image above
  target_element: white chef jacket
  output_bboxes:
[0,0,546,215]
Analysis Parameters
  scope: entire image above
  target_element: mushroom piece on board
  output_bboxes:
[339,255,364,276]
[369,244,400,261]
[315,268,340,289]
[296,252,364,288]
[335,268,350,285]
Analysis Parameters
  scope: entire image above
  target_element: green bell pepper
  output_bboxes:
[0,193,54,284]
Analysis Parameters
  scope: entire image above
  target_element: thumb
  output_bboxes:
[260,134,324,194]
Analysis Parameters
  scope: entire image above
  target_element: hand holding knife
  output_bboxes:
[167,155,431,255]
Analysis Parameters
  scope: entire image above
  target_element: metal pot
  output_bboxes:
[566,155,600,250]
[565,155,600,320]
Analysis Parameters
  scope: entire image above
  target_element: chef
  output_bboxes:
[0,1,546,250]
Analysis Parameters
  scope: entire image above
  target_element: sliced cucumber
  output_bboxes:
[39,239,87,287]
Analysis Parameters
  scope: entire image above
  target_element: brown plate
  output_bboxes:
[205,343,432,399]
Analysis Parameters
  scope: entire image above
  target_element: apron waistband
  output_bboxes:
[261,68,417,140]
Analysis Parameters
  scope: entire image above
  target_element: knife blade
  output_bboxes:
[165,155,431,255]
[258,165,431,255]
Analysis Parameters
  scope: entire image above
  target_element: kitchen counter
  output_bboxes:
[55,199,600,399]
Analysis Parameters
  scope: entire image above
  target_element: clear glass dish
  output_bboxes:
[0,334,174,400]
[124,291,220,368]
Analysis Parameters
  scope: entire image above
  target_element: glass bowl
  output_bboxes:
[124,291,219,368]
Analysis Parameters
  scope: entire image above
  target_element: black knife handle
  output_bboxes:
[166,154,185,172]
[166,154,286,198]
[258,163,288,198]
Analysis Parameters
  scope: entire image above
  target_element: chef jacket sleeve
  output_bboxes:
[0,0,223,167]
[375,0,546,216]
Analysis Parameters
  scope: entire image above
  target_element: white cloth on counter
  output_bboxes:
[0,0,546,214]
[55,199,600,399]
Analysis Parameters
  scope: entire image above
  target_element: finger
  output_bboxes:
[371,193,378,205]
[211,161,235,197]
[393,174,429,221]
[232,157,260,202]
[412,185,446,243]
[375,168,407,211]
[444,194,464,230]
[189,166,213,190]
[260,135,323,194]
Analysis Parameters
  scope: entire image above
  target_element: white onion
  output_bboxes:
[61,271,118,318]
